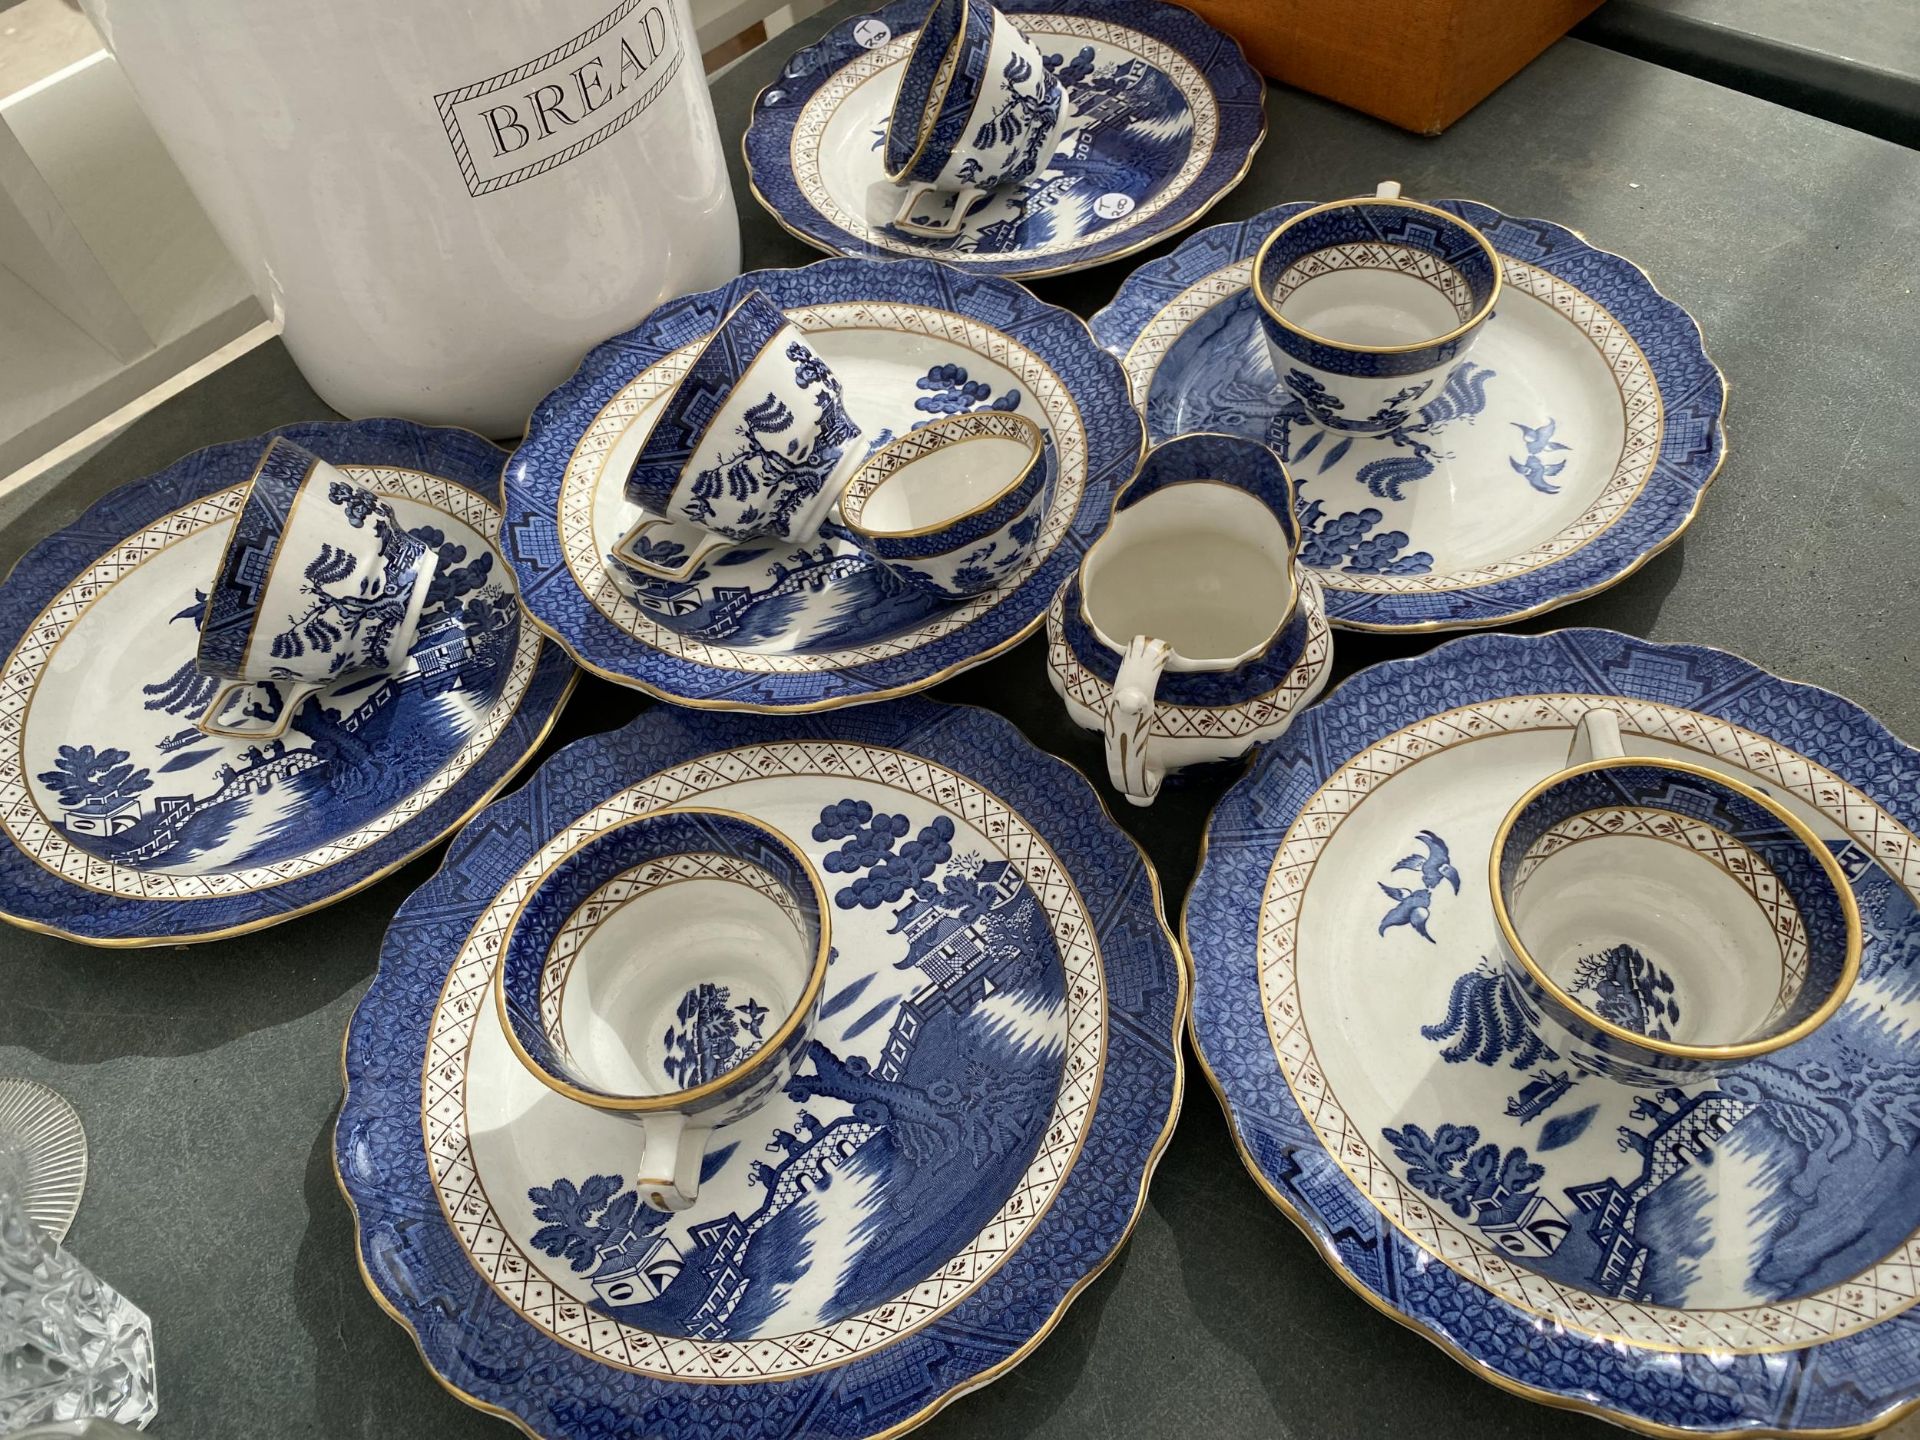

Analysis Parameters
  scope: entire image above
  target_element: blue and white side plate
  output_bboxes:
[1091,201,1727,632]
[507,258,1142,710]
[1186,628,1920,1436]
[743,0,1266,279]
[0,420,575,946]
[337,698,1183,1439]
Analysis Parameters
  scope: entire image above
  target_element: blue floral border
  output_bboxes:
[1089,201,1728,632]
[507,257,1142,709]
[336,698,1184,1439]
[1186,628,1920,1435]
[742,0,1268,278]
[0,419,575,945]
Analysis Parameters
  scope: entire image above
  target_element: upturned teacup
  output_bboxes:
[1253,182,1502,435]
[1490,711,1862,1086]
[196,436,437,739]
[615,290,861,579]
[885,0,1065,237]
[836,410,1050,601]
[494,806,830,1213]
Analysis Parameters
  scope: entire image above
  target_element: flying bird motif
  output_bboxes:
[1378,883,1437,943]
[1510,419,1571,495]
[1394,829,1461,894]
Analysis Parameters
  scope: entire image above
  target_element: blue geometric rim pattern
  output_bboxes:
[506,257,1141,710]
[0,419,575,945]
[1089,200,1727,632]
[742,0,1268,279]
[195,436,314,680]
[1185,629,1920,1436]
[336,698,1185,1439]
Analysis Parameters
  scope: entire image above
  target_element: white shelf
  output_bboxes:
[0,52,264,479]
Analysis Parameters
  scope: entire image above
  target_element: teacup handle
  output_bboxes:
[611,517,734,581]
[893,182,986,238]
[636,1111,711,1213]
[196,679,323,740]
[1568,707,1626,765]
[1104,636,1172,807]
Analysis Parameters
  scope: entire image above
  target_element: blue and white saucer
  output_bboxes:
[507,258,1142,710]
[0,420,575,945]
[1091,201,1727,632]
[337,697,1183,1439]
[1186,629,1920,1435]
[743,0,1267,279]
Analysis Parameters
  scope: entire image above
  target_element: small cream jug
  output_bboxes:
[1047,434,1332,806]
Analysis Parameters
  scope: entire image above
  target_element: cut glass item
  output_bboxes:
[0,1081,88,1243]
[0,1190,156,1431]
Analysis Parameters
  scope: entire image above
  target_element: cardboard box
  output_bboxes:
[1182,0,1604,135]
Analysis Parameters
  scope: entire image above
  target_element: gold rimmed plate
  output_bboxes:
[1091,198,1727,632]
[0,420,575,945]
[742,0,1267,280]
[505,257,1142,711]
[337,697,1184,1438]
[1186,628,1920,1435]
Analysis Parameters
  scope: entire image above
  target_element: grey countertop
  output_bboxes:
[3,7,1919,1438]
[1577,0,1920,146]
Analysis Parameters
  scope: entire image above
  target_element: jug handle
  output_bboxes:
[1104,636,1172,807]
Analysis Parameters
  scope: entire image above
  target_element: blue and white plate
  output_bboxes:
[507,258,1142,710]
[1091,201,1727,632]
[0,420,575,946]
[1186,628,1920,1436]
[743,0,1267,279]
[337,698,1183,1439]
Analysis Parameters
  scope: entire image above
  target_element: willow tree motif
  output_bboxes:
[963,51,1059,187]
[266,486,425,673]
[686,343,859,537]
[1420,959,1555,1069]
[143,591,222,716]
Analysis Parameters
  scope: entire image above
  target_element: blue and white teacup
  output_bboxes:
[885,0,1065,238]
[494,806,830,1213]
[1253,181,1502,435]
[836,410,1051,601]
[614,290,861,579]
[196,436,436,739]
[1490,711,1862,1087]
[883,0,974,176]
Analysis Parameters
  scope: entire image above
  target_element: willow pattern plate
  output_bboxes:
[1186,628,1920,1436]
[506,258,1141,710]
[337,697,1183,1440]
[742,0,1266,279]
[1090,200,1727,632]
[0,419,574,946]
